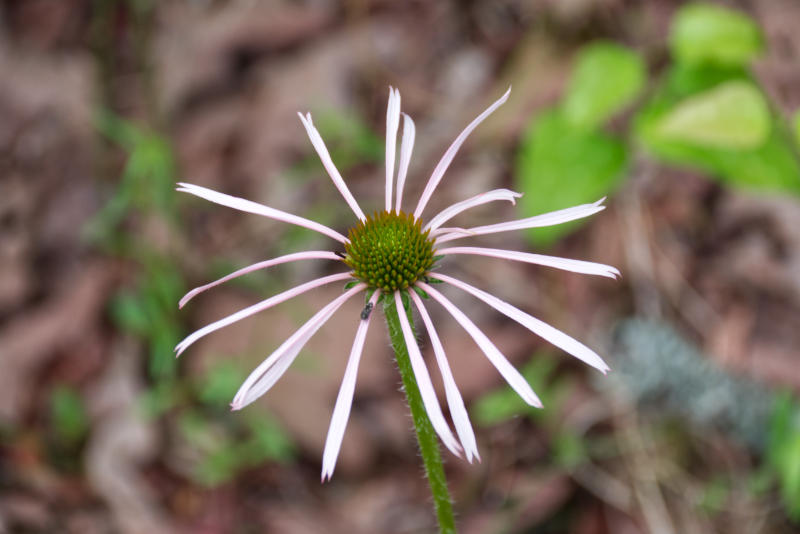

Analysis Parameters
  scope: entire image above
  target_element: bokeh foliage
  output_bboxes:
[515,2,800,247]
[510,3,800,521]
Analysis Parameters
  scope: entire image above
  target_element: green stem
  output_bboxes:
[383,296,456,534]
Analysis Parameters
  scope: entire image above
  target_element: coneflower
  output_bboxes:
[176,88,617,523]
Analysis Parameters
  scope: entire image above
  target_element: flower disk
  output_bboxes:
[344,211,436,292]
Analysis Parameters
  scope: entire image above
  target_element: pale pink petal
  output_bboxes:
[297,112,366,221]
[423,189,523,233]
[231,283,367,410]
[394,292,463,458]
[385,87,401,212]
[438,247,620,279]
[395,113,416,213]
[179,251,342,309]
[434,274,610,373]
[432,198,606,244]
[174,272,353,357]
[321,291,380,482]
[177,183,347,243]
[414,87,511,219]
[410,291,479,463]
[430,226,474,238]
[235,326,316,408]
[418,282,542,407]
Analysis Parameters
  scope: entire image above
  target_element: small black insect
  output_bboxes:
[360,302,374,320]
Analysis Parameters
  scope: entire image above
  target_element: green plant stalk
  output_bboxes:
[383,297,456,534]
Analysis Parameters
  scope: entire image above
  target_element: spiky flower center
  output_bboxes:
[344,211,436,292]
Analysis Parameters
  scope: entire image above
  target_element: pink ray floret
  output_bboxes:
[321,291,381,481]
[410,290,479,463]
[177,182,347,243]
[231,283,367,411]
[418,281,543,408]
[174,272,352,358]
[297,112,366,221]
[394,292,463,458]
[414,87,511,219]
[424,189,523,233]
[179,251,342,309]
[433,273,610,374]
[432,197,606,243]
[395,113,416,212]
[385,87,401,212]
[437,246,620,279]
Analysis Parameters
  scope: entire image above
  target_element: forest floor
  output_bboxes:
[1,1,800,533]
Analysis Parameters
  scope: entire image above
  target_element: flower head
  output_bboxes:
[344,210,435,291]
[176,87,619,481]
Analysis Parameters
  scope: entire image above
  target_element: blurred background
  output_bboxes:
[2,0,800,533]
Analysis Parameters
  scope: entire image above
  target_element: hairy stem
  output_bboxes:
[383,296,456,534]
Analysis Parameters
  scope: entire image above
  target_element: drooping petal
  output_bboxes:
[418,282,542,407]
[414,87,511,219]
[423,189,523,233]
[235,326,316,408]
[437,247,620,279]
[231,283,367,410]
[385,87,401,212]
[177,183,347,243]
[297,112,366,221]
[179,251,343,309]
[395,113,416,213]
[409,290,479,463]
[434,274,610,373]
[394,292,463,458]
[174,272,353,357]
[432,198,606,244]
[321,291,380,482]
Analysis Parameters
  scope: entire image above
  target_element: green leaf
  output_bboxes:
[636,71,800,195]
[563,42,645,130]
[670,3,762,66]
[412,286,429,299]
[148,325,179,380]
[473,354,561,425]
[50,386,89,445]
[180,408,295,487]
[344,280,359,290]
[515,108,627,247]
[665,62,749,96]
[110,292,149,335]
[196,446,240,486]
[794,110,800,148]
[138,382,179,418]
[768,393,800,521]
[698,477,730,514]
[656,81,770,149]
[472,386,527,426]
[243,412,294,463]
[644,127,800,195]
[94,108,142,149]
[85,113,178,246]
[197,363,246,407]
[553,430,587,470]
[780,434,800,521]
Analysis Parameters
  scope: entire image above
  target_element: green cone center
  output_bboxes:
[344,211,436,292]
